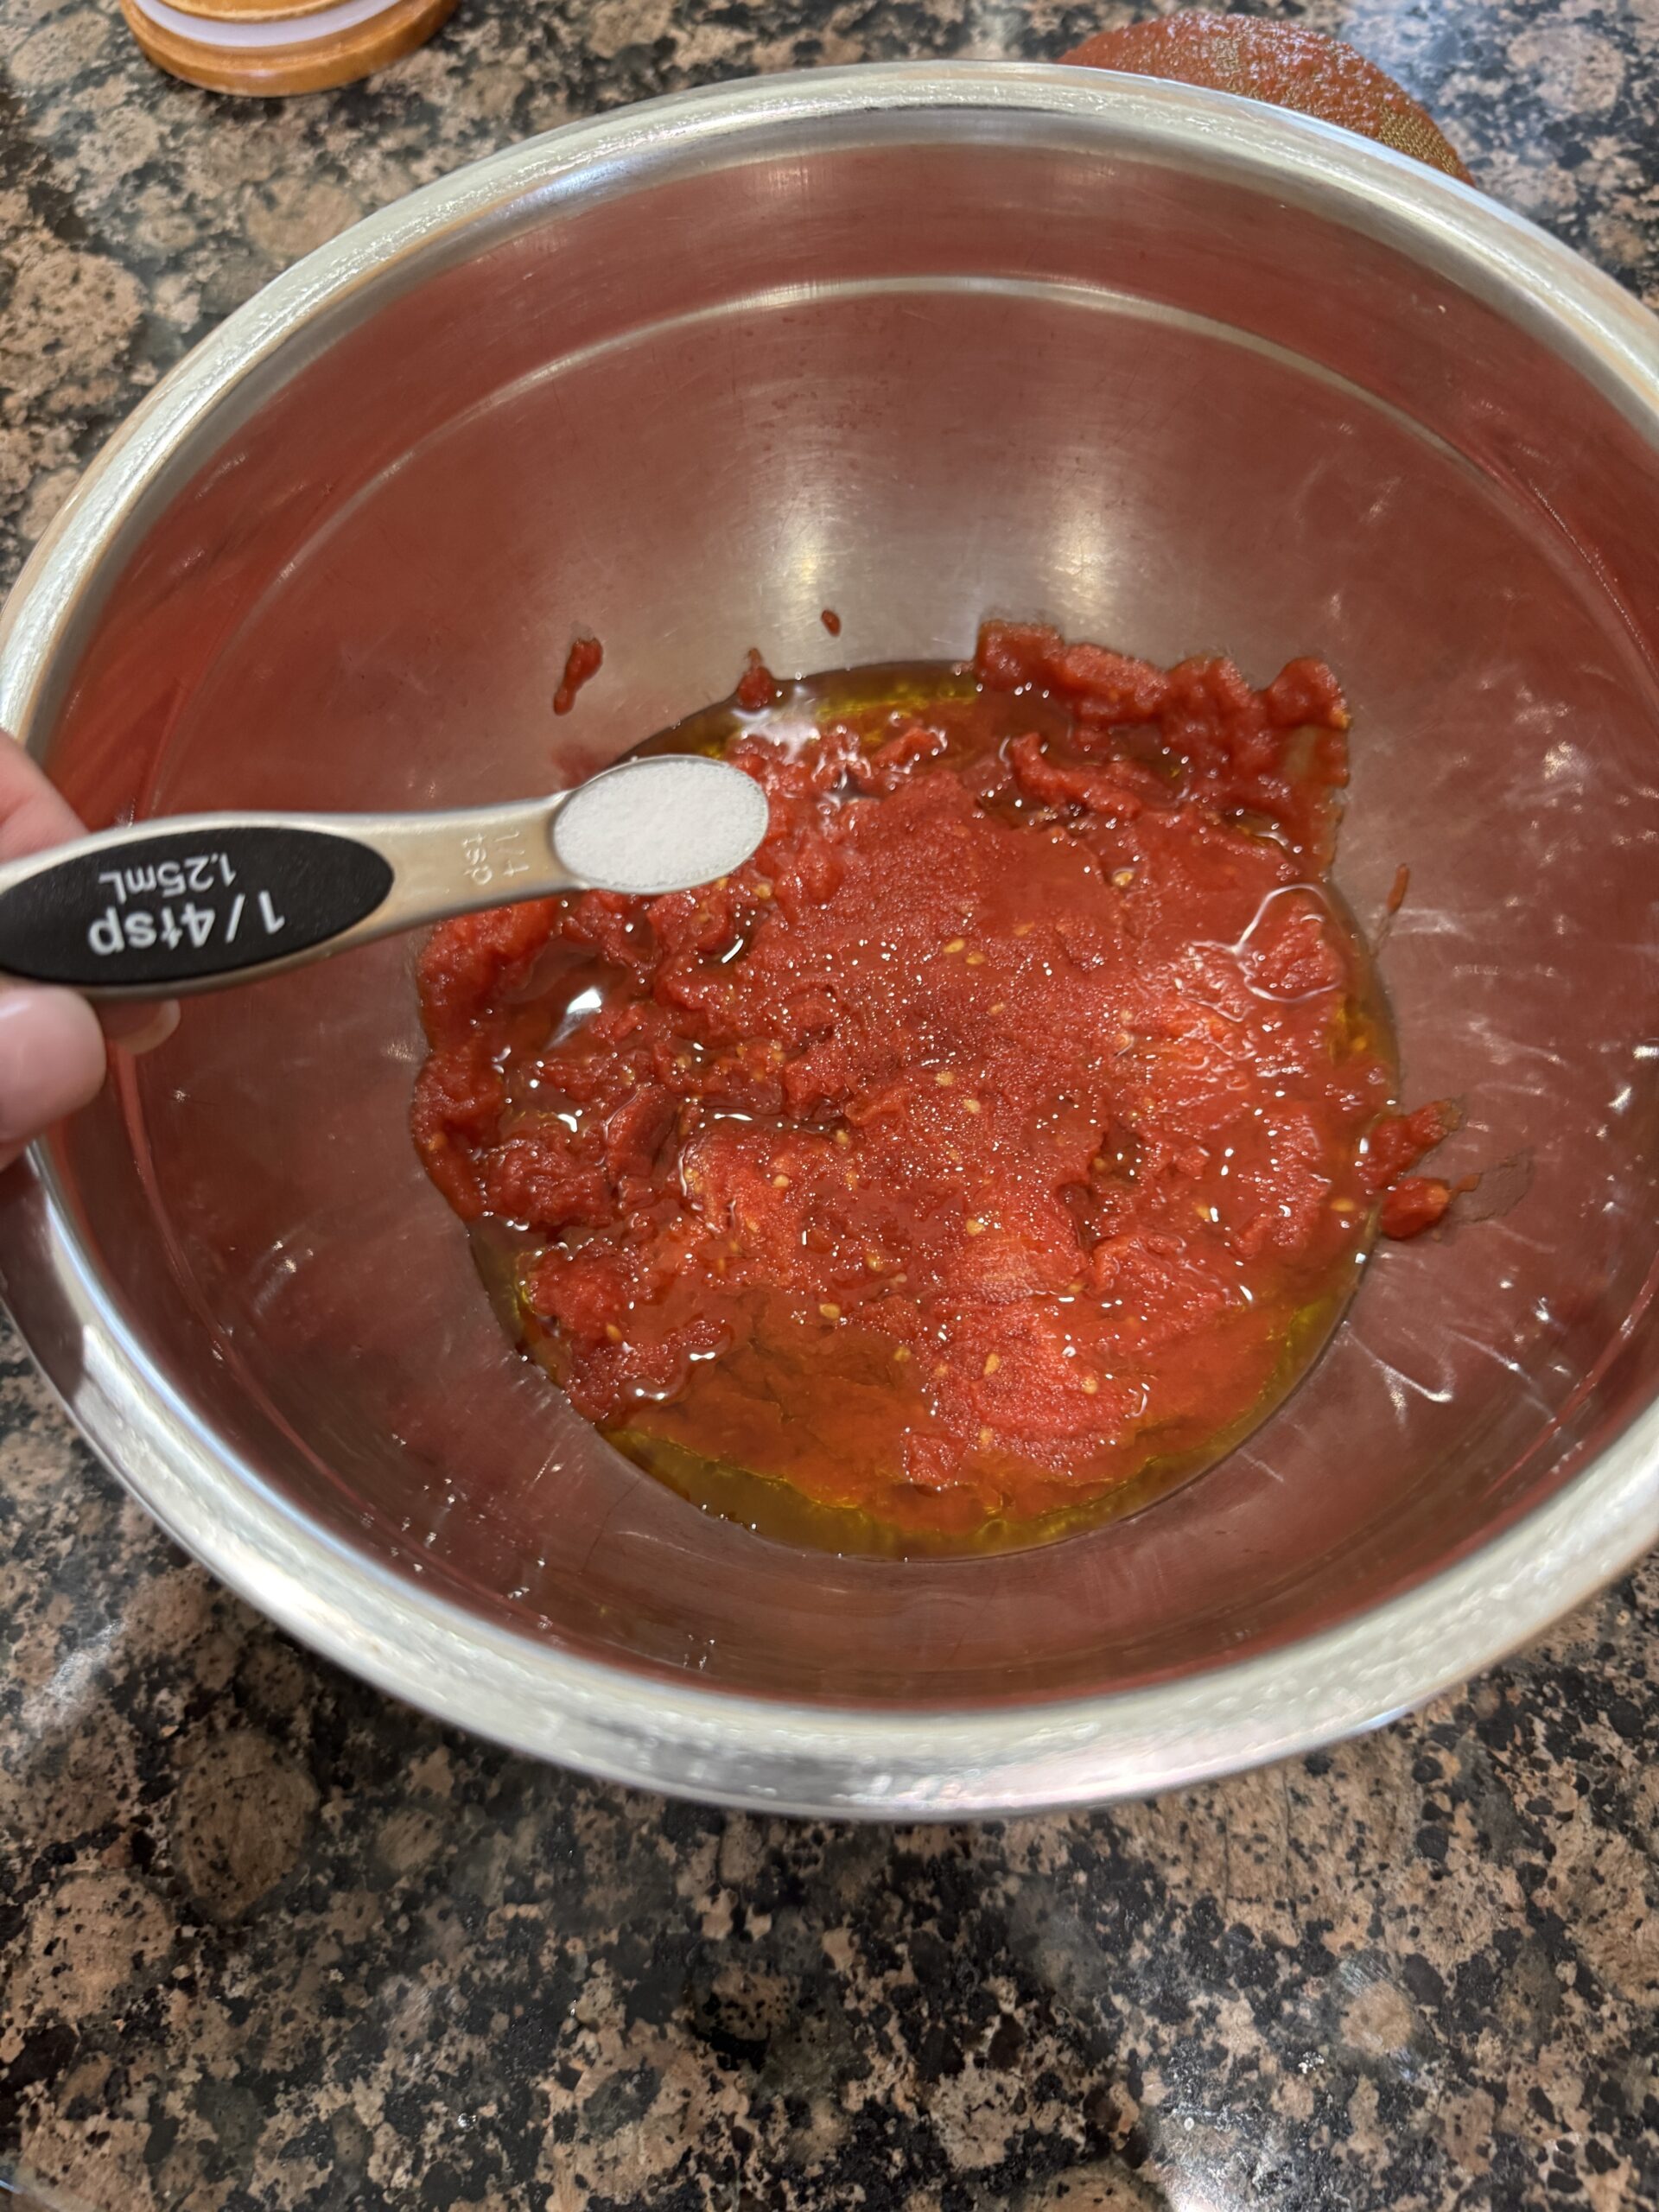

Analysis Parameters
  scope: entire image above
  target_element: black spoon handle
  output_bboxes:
[0,796,573,998]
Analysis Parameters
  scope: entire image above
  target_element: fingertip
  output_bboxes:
[0,986,108,1145]
[102,998,181,1056]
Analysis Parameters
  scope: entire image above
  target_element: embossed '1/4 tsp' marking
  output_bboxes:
[461,829,532,890]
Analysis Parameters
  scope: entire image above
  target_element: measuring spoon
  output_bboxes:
[0,754,769,1000]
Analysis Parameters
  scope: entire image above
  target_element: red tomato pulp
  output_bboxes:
[413,626,1452,1551]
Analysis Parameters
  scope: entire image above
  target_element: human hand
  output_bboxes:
[0,733,177,1170]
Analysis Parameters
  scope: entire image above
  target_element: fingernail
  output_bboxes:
[0,988,107,1143]
[104,999,181,1056]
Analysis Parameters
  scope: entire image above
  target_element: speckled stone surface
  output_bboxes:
[3,4,1659,2209]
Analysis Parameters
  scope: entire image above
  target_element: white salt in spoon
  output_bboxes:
[0,753,769,999]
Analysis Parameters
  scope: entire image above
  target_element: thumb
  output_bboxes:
[0,985,108,1171]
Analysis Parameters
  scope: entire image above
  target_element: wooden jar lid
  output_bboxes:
[121,0,458,95]
[1062,16,1469,181]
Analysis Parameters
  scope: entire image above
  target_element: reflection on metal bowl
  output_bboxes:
[3,65,1659,1815]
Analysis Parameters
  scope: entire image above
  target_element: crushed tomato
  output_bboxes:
[412,624,1453,1548]
[552,634,603,716]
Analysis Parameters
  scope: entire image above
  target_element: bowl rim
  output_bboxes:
[5,60,1659,1815]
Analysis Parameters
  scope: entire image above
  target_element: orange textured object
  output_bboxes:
[1064,13,1470,181]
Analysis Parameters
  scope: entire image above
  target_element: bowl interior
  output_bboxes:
[27,84,1659,1707]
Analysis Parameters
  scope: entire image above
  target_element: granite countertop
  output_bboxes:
[4,3,1659,2208]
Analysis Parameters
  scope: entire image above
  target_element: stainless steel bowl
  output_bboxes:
[5,64,1659,1815]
